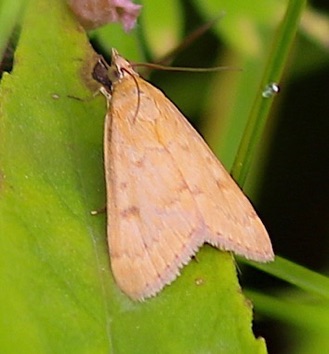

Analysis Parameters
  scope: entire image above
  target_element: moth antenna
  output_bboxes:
[132,62,240,73]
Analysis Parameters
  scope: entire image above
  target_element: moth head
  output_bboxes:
[111,48,139,81]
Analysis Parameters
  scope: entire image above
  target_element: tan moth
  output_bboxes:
[93,49,274,301]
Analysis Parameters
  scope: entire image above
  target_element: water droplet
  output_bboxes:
[262,83,280,98]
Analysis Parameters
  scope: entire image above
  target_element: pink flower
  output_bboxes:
[68,0,142,32]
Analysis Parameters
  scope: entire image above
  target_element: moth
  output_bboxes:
[93,49,274,301]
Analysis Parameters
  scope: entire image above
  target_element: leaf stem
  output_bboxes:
[232,0,307,186]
